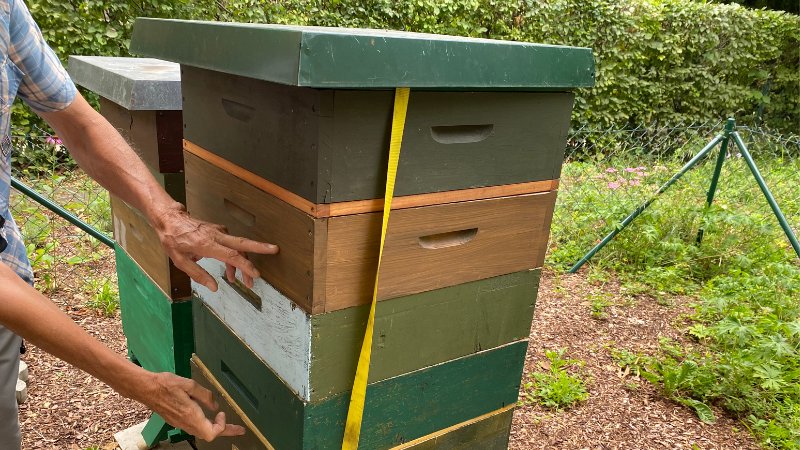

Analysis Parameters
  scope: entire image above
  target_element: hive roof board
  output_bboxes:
[129,19,595,90]
[68,56,181,110]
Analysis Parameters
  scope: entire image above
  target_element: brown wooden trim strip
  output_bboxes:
[319,180,558,217]
[184,140,320,216]
[192,354,276,450]
[390,404,515,449]
[185,140,558,218]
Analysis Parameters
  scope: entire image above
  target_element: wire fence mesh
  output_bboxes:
[8,129,117,314]
[7,121,800,313]
[550,120,800,271]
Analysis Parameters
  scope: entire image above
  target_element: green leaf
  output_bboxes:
[679,398,716,424]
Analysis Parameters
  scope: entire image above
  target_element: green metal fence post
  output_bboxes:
[696,118,735,244]
[569,134,726,273]
[731,132,800,259]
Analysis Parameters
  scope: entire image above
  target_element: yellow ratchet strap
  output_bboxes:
[342,87,410,450]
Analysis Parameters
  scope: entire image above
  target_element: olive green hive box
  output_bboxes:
[130,19,595,204]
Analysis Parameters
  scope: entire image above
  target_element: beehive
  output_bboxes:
[130,19,594,449]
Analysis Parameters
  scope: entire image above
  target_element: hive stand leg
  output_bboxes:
[141,414,170,447]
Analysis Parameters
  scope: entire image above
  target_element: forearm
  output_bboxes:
[0,263,153,400]
[37,94,181,226]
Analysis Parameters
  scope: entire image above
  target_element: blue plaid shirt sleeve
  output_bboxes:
[8,0,76,112]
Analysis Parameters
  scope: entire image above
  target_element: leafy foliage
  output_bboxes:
[560,136,800,447]
[522,348,590,410]
[16,0,800,138]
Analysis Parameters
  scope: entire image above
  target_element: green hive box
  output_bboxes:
[194,300,527,449]
[115,245,193,377]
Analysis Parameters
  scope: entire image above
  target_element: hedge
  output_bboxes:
[19,0,800,134]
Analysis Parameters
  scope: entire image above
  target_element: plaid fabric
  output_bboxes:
[0,0,77,284]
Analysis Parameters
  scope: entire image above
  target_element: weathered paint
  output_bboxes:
[193,259,540,401]
[193,258,313,400]
[115,245,193,377]
[394,406,514,450]
[193,359,514,450]
[68,56,182,110]
[182,66,574,203]
[99,98,184,174]
[193,309,527,449]
[111,195,191,299]
[130,19,595,90]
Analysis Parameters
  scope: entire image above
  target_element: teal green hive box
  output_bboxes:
[129,19,594,90]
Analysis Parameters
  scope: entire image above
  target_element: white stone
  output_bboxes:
[15,379,27,404]
[18,360,28,382]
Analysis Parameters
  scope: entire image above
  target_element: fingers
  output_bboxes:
[186,380,218,412]
[224,263,255,289]
[215,233,279,255]
[225,263,236,284]
[173,255,218,292]
[214,412,246,437]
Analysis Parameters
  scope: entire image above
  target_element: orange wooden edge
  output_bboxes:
[184,140,559,218]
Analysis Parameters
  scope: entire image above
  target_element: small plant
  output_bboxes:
[588,292,614,320]
[523,349,589,410]
[84,279,119,316]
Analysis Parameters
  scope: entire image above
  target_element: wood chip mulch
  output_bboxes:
[17,254,760,449]
[509,268,759,450]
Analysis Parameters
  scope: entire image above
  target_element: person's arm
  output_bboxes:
[8,0,275,291]
[0,263,244,441]
[36,95,277,290]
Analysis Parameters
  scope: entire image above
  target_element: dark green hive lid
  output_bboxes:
[130,18,595,90]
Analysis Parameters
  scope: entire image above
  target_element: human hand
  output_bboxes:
[138,372,245,442]
[152,202,278,291]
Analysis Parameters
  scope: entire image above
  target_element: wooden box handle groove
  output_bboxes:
[430,124,494,144]
[418,228,478,249]
[224,198,256,227]
[221,98,255,123]
[126,220,144,243]
[220,360,259,409]
[220,271,262,312]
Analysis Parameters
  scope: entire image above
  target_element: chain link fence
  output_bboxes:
[9,129,117,314]
[550,120,800,271]
[7,121,800,312]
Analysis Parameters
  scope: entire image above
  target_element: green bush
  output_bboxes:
[16,1,800,135]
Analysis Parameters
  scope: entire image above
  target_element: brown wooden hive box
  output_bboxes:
[184,148,556,314]
[110,195,191,299]
[100,96,184,175]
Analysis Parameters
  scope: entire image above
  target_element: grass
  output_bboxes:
[551,139,800,448]
[522,349,589,410]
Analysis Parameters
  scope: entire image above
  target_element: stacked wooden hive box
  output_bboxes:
[68,56,193,443]
[130,19,594,449]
